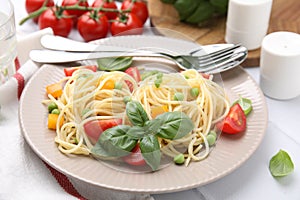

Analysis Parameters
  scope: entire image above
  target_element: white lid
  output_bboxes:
[262,32,300,57]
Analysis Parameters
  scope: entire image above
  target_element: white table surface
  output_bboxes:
[1,0,299,199]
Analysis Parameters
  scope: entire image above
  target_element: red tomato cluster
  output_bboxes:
[25,0,149,42]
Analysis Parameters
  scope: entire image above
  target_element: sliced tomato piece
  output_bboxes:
[64,65,97,76]
[83,118,122,143]
[217,104,246,134]
[123,143,146,166]
[125,67,141,82]
[200,72,211,79]
[124,67,141,91]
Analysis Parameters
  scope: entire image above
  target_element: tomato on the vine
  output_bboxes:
[92,0,118,20]
[77,11,109,42]
[25,0,55,23]
[111,13,143,36]
[121,0,149,25]
[38,8,73,37]
[61,0,89,18]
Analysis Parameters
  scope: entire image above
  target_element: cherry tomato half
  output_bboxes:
[123,143,146,166]
[121,0,149,25]
[77,11,109,42]
[125,67,141,91]
[25,0,55,23]
[217,103,247,134]
[39,8,73,37]
[92,0,118,20]
[64,65,97,76]
[83,118,122,143]
[110,13,143,36]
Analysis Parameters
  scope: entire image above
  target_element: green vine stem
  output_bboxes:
[19,3,132,26]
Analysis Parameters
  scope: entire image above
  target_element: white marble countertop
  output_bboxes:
[1,0,299,199]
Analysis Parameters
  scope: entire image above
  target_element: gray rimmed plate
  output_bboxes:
[19,35,268,194]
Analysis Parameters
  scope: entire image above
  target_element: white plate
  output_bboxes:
[19,35,268,194]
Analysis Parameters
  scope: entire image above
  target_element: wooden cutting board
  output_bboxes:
[148,0,300,67]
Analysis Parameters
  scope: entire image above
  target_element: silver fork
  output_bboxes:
[158,44,247,73]
[30,42,247,74]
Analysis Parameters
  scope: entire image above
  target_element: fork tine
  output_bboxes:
[196,46,246,67]
[196,49,247,73]
[197,49,239,66]
[197,44,242,60]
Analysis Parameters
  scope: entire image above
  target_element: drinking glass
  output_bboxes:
[0,0,17,86]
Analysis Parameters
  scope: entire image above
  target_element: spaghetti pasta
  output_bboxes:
[44,67,229,167]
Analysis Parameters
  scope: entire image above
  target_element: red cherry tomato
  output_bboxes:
[25,0,55,23]
[62,0,89,18]
[200,72,211,79]
[77,11,109,42]
[123,144,146,166]
[38,8,73,37]
[125,67,141,82]
[64,65,97,76]
[125,67,141,91]
[92,0,118,20]
[110,13,143,36]
[217,104,247,134]
[83,119,122,143]
[121,0,148,25]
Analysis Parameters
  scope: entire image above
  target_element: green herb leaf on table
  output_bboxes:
[269,149,294,177]
[97,57,132,71]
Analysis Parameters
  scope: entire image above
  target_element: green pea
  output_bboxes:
[174,153,185,165]
[208,130,217,138]
[114,82,123,90]
[174,92,184,101]
[51,109,60,115]
[184,75,189,79]
[48,102,58,113]
[206,134,216,146]
[123,96,132,104]
[190,87,199,97]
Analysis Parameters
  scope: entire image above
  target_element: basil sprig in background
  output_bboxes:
[91,101,194,171]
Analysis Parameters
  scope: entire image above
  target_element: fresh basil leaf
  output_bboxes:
[127,126,147,139]
[269,149,294,177]
[140,135,161,171]
[126,101,149,126]
[144,119,162,135]
[91,125,137,157]
[141,70,159,80]
[154,78,162,88]
[156,111,194,140]
[234,97,252,116]
[97,57,132,71]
